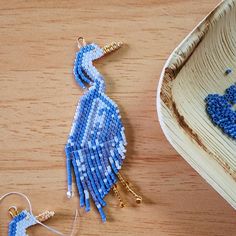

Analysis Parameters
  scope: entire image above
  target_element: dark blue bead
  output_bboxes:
[225,68,232,75]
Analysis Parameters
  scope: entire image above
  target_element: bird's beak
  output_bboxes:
[102,41,123,55]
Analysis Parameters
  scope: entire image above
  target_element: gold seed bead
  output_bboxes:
[36,210,55,222]
[112,184,125,208]
[102,41,123,55]
[117,172,142,204]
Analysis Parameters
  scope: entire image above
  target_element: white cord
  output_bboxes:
[0,192,78,236]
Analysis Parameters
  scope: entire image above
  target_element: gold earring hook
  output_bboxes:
[77,37,86,49]
[8,206,19,218]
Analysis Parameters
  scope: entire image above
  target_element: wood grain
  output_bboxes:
[0,0,235,235]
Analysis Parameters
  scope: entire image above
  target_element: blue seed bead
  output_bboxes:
[225,68,232,75]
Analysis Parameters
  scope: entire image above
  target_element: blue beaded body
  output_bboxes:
[8,210,37,236]
[65,43,127,221]
[205,84,236,139]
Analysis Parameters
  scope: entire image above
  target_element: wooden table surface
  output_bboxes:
[0,0,235,235]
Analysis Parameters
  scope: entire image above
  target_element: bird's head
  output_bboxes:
[77,37,123,59]
[74,37,123,89]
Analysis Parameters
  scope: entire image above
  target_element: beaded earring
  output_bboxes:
[8,207,54,236]
[0,192,78,236]
[65,37,142,222]
[205,84,236,139]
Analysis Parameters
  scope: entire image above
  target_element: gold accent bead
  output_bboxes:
[36,210,55,222]
[102,41,123,55]
[117,172,142,204]
[112,184,126,208]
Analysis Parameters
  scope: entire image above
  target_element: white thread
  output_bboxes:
[0,192,78,236]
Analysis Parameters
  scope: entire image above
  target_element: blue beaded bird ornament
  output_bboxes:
[8,210,37,236]
[8,206,54,236]
[205,84,236,139]
[65,37,142,222]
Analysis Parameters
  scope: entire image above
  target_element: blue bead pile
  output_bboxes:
[8,210,37,236]
[205,84,236,139]
[65,43,127,222]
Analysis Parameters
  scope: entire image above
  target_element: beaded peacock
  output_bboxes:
[65,38,142,222]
